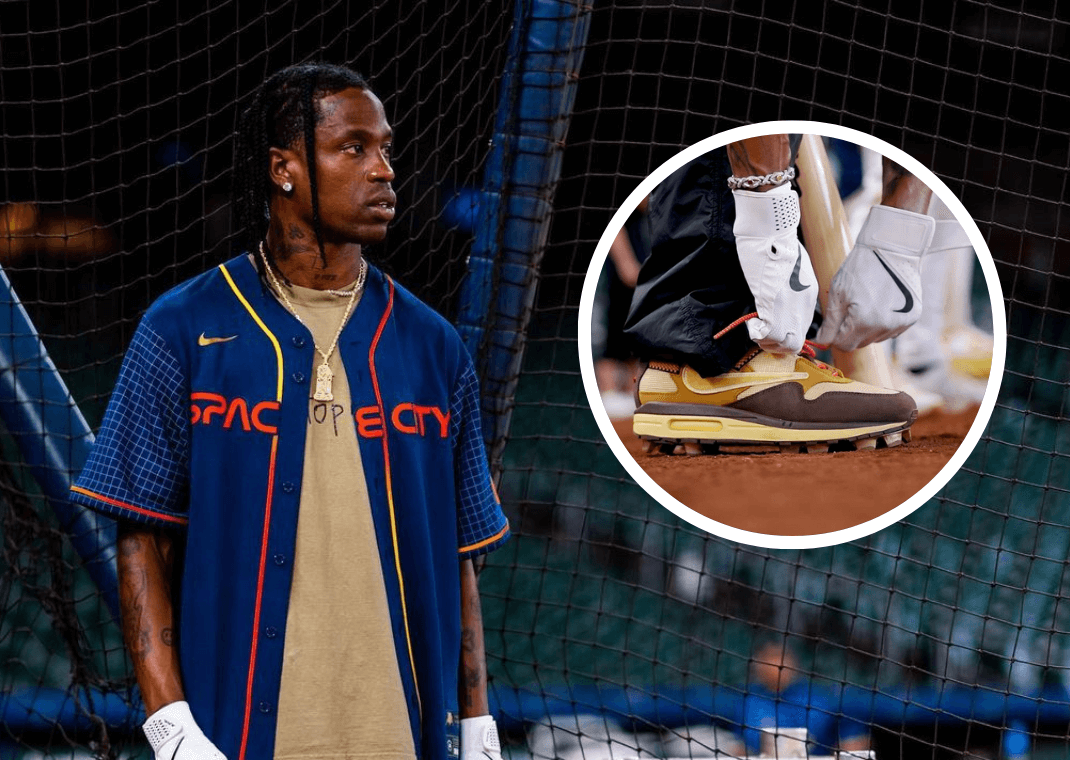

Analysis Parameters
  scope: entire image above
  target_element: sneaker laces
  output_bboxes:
[713,312,843,377]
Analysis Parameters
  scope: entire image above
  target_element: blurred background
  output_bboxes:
[1,1,1067,758]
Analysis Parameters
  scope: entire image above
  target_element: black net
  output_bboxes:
[0,1,1068,760]
[481,2,1070,760]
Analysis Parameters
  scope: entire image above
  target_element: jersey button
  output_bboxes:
[273,553,286,566]
[258,702,272,714]
[292,336,306,348]
[265,626,278,639]
[282,481,295,494]
[292,371,306,384]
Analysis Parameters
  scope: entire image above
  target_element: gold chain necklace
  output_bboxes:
[258,241,367,402]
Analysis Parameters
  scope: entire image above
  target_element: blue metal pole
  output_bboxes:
[454,0,591,463]
[0,265,119,622]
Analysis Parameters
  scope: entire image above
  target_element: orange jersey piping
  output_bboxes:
[69,485,189,526]
[458,522,510,555]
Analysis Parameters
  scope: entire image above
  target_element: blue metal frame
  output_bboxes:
[455,0,591,461]
[0,265,119,621]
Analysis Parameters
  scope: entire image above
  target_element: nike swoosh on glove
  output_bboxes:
[461,715,503,760]
[732,183,818,355]
[816,204,936,351]
[143,701,227,760]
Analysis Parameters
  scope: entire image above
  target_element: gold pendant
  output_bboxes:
[313,363,334,401]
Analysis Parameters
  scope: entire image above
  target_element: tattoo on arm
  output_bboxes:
[458,559,490,717]
[122,566,153,660]
[459,628,480,710]
[118,532,153,662]
[119,532,143,557]
[117,525,185,713]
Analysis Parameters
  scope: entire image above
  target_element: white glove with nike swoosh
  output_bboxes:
[143,701,227,760]
[816,204,936,351]
[461,715,503,760]
[732,183,818,355]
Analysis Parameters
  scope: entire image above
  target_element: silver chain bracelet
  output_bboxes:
[727,166,796,190]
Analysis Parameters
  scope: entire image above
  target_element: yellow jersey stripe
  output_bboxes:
[219,263,284,403]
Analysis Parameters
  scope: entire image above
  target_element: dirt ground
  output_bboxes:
[610,407,979,536]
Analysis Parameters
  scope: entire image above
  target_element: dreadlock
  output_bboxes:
[233,63,369,269]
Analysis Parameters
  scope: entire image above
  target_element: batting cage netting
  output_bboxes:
[1,1,1067,758]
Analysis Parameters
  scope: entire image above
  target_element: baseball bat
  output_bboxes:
[796,134,895,392]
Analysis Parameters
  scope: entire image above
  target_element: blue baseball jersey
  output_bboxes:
[70,254,510,760]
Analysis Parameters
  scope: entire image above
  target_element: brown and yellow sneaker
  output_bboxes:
[633,347,917,454]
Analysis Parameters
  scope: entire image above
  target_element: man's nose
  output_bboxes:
[368,152,394,182]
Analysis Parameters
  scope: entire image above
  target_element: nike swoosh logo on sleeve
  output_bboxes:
[873,251,913,313]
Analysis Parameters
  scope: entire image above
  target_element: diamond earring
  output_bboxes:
[282,181,293,193]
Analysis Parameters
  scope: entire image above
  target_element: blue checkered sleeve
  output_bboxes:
[69,318,191,527]
[452,356,509,557]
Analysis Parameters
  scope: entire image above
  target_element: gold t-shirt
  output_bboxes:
[272,276,415,760]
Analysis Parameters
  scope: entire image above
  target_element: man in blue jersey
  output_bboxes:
[71,63,509,760]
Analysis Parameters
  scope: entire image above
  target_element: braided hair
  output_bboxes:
[233,63,369,267]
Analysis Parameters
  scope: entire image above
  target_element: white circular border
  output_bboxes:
[578,120,1007,550]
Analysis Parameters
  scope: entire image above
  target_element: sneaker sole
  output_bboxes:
[633,408,917,452]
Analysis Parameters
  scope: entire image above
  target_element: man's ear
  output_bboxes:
[268,146,302,192]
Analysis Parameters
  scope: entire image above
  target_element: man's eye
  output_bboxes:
[382,145,393,159]
[346,144,364,154]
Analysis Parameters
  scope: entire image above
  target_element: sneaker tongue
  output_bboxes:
[744,350,801,373]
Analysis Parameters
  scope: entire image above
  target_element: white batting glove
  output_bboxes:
[816,204,936,351]
[461,715,503,760]
[143,701,227,760]
[732,183,818,355]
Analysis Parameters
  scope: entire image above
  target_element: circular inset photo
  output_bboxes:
[579,121,1005,549]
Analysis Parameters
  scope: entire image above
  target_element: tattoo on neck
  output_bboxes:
[310,271,342,283]
[288,224,307,241]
